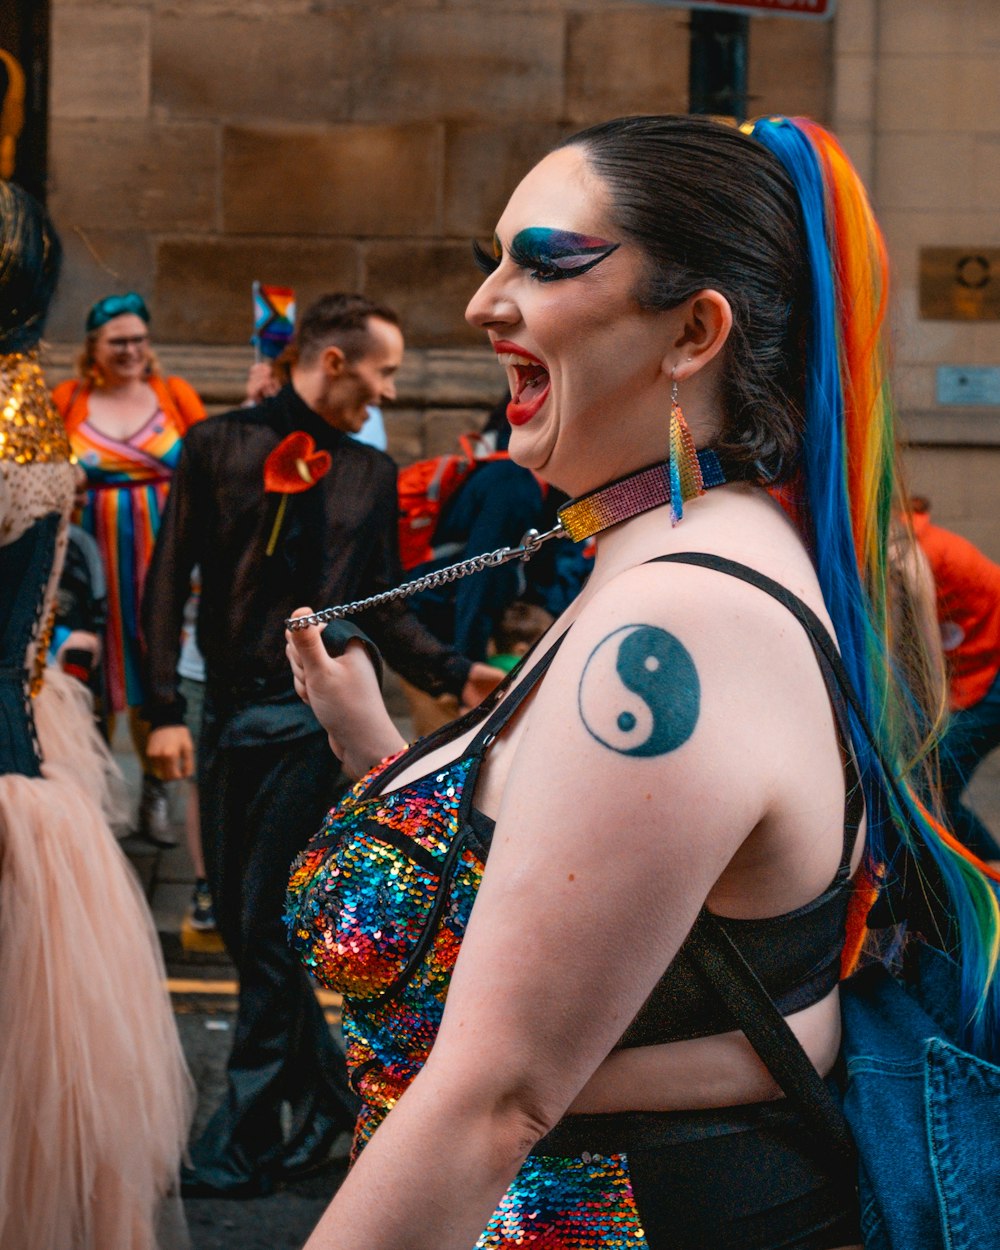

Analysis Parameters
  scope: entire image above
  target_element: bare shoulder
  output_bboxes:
[551,549,828,713]
[492,558,791,867]
[496,546,839,849]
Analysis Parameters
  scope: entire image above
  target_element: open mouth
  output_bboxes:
[493,341,551,426]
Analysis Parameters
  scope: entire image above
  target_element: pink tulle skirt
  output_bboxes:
[0,669,194,1250]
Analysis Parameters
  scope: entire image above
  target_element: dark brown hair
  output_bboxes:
[295,293,401,365]
[560,116,810,483]
[0,181,61,354]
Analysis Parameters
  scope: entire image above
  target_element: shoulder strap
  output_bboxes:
[684,912,856,1161]
[367,629,565,795]
[652,552,866,873]
[648,553,934,872]
[466,633,566,753]
[650,552,931,1157]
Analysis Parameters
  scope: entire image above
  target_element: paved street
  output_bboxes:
[170,975,347,1250]
[115,723,359,1250]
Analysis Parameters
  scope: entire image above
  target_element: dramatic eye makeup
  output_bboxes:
[472,234,503,276]
[472,228,620,282]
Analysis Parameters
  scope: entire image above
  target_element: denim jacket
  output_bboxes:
[841,944,1000,1250]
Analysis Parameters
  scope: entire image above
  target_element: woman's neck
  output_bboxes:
[587,480,772,582]
[95,375,153,401]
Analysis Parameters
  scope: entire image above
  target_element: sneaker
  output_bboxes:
[137,774,177,848]
[189,878,217,931]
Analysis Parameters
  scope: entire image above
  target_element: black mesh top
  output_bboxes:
[141,384,471,728]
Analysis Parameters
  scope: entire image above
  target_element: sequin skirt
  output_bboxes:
[477,1095,860,1250]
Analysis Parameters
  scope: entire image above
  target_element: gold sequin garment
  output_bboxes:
[0,352,72,465]
[1,350,75,690]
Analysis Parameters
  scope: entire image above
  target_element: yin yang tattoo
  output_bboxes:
[578,625,699,757]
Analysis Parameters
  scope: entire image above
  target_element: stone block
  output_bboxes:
[749,17,832,123]
[53,0,151,7]
[969,323,1000,367]
[876,55,1000,134]
[565,10,689,125]
[438,0,639,8]
[443,124,569,238]
[152,1,317,12]
[50,8,150,119]
[833,0,877,56]
[223,124,444,237]
[151,12,355,122]
[423,350,505,408]
[831,52,875,131]
[153,237,361,344]
[875,133,976,212]
[903,447,1000,549]
[363,242,484,348]
[887,285,977,368]
[890,361,935,411]
[48,121,217,232]
[879,0,991,57]
[383,408,425,467]
[971,135,1000,214]
[45,229,156,345]
[883,202,1000,264]
[351,11,564,124]
[835,128,874,190]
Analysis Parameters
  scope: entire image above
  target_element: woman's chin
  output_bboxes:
[509,426,581,495]
[508,422,555,473]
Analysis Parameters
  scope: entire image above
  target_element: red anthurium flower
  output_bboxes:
[262,431,333,555]
[263,431,332,493]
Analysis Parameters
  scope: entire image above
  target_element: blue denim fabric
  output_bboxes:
[841,945,1000,1250]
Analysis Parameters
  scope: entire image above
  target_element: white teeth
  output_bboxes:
[495,352,544,368]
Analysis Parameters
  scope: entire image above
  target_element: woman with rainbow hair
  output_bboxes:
[283,115,1000,1249]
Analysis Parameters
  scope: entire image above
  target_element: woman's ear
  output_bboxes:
[665,289,733,382]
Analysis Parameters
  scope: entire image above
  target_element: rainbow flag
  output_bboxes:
[252,282,296,359]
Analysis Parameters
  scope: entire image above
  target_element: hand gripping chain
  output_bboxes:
[284,524,566,631]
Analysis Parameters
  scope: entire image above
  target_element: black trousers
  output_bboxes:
[191,719,357,1188]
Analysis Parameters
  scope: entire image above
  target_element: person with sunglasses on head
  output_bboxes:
[53,293,206,847]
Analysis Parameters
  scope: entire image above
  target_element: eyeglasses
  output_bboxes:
[105,334,149,349]
[86,292,151,332]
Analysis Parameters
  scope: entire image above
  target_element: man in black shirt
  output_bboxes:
[144,294,498,1197]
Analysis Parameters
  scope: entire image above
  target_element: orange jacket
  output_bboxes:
[912,511,1000,709]
[52,374,206,438]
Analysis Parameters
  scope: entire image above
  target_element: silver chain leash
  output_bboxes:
[284,523,567,631]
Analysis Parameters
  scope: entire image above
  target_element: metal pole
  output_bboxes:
[688,12,749,123]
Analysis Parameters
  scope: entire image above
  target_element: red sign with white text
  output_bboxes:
[655,0,835,18]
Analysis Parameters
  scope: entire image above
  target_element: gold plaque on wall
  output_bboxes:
[920,248,1000,320]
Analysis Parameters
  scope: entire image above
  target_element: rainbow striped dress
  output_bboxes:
[55,376,204,713]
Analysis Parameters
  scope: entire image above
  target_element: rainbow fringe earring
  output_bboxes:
[668,373,705,525]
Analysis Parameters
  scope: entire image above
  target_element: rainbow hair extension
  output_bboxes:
[749,116,1000,1055]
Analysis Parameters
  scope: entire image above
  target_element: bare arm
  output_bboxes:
[303,570,782,1249]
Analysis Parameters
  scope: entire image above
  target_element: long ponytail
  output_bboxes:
[749,117,1000,1055]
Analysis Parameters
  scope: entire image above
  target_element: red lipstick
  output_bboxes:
[492,339,543,365]
[493,340,550,426]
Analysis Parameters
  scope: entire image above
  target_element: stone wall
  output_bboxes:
[833,0,1000,559]
[42,1,835,467]
[45,1,831,354]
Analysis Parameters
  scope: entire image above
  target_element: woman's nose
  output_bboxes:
[465,272,518,331]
